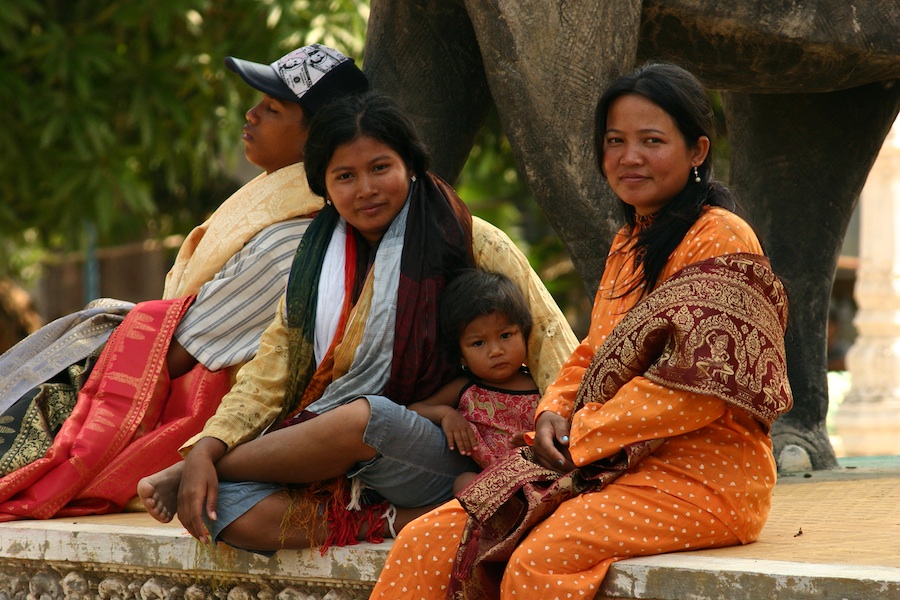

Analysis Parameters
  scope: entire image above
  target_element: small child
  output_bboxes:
[409,269,540,494]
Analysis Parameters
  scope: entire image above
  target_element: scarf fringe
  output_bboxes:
[322,494,390,554]
[279,477,394,555]
[452,524,481,581]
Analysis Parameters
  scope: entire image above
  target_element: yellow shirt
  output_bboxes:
[182,216,578,453]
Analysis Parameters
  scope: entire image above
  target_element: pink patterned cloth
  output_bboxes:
[456,381,540,469]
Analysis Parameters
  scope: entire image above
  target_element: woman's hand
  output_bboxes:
[177,437,227,544]
[441,411,479,456]
[532,411,574,472]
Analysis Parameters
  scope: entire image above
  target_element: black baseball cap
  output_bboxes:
[225,44,368,115]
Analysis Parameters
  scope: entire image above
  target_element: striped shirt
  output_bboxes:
[174,217,311,371]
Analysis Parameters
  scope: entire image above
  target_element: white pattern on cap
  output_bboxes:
[271,44,350,101]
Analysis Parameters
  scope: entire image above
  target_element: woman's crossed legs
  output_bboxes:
[138,396,475,551]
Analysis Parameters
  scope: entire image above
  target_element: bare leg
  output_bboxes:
[141,398,431,547]
[137,461,184,523]
[220,490,441,551]
[139,399,376,526]
[219,491,326,551]
[452,471,478,496]
[215,398,377,484]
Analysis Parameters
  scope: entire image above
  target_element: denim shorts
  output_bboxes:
[207,394,476,545]
[205,480,283,550]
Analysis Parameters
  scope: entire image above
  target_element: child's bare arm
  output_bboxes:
[408,377,470,425]
[409,377,480,454]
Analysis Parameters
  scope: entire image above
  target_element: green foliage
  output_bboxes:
[0,0,368,279]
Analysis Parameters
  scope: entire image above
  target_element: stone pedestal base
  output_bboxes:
[837,116,900,457]
[835,397,900,456]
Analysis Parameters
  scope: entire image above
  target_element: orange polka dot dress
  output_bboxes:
[371,207,777,599]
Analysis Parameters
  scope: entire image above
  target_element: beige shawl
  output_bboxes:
[163,163,323,299]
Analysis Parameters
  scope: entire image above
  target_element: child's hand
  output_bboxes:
[440,412,479,456]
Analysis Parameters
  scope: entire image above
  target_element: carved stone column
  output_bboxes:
[836,117,900,455]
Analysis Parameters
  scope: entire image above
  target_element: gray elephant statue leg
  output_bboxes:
[725,83,900,471]
[372,0,647,288]
[364,0,492,182]
[463,0,643,287]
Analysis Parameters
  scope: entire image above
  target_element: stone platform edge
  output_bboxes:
[0,508,898,600]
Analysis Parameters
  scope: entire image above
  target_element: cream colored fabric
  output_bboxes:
[173,219,313,371]
[163,163,323,299]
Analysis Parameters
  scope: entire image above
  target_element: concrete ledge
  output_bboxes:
[0,457,896,599]
[598,555,900,599]
[0,513,388,599]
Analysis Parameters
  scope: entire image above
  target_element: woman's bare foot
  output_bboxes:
[137,462,184,523]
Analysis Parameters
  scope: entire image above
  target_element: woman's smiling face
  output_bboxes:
[602,94,709,216]
[325,135,411,245]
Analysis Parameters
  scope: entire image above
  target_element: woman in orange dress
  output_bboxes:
[370,62,792,599]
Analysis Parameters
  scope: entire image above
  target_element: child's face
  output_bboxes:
[459,312,527,386]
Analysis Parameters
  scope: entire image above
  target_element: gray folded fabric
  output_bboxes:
[0,298,134,413]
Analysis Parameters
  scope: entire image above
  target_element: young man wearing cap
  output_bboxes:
[0,45,367,521]
[165,43,369,379]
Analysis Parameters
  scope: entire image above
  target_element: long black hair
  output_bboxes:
[594,62,737,296]
[302,91,439,300]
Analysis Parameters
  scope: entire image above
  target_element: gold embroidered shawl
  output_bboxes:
[163,163,323,299]
[575,252,792,429]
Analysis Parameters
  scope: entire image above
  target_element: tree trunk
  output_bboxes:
[461,0,643,293]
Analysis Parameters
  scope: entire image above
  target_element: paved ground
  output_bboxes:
[683,455,900,569]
